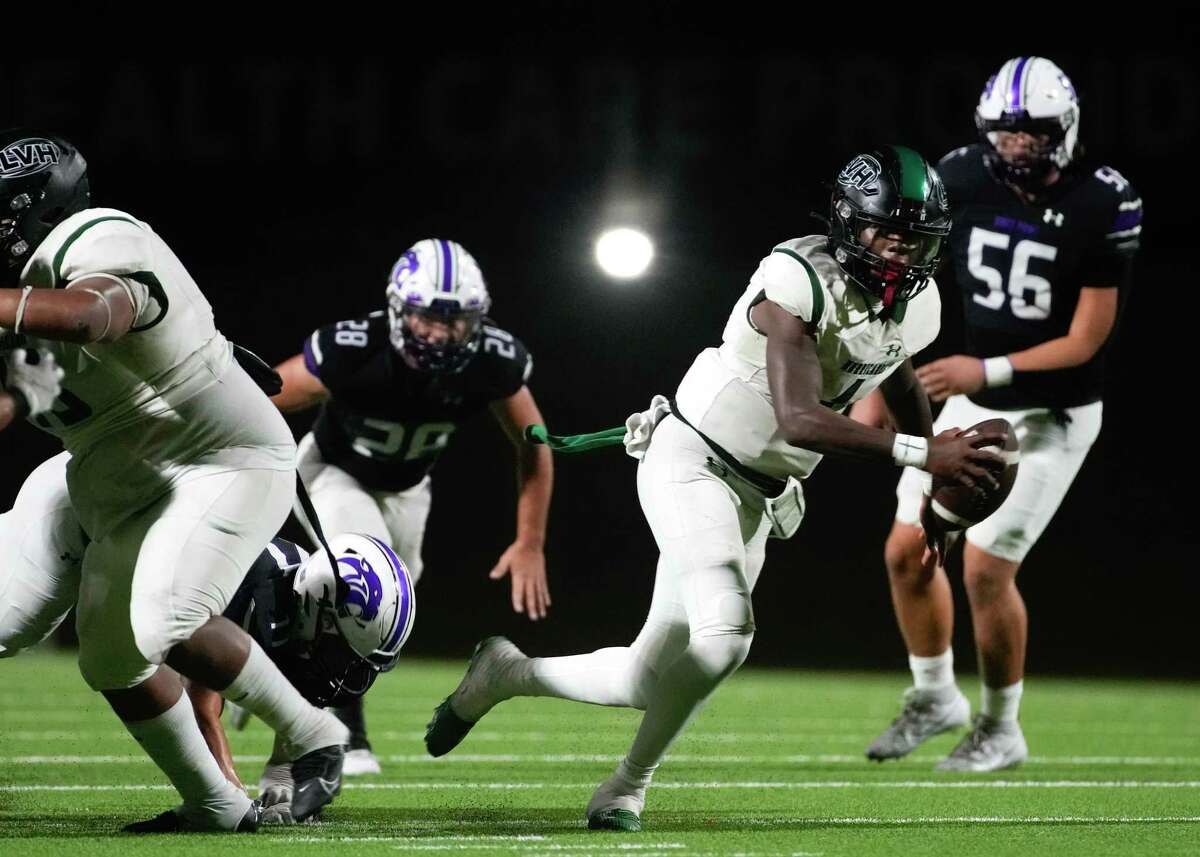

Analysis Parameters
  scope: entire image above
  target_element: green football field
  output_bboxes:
[1,651,1197,856]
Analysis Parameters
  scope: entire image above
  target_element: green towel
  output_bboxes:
[524,424,626,454]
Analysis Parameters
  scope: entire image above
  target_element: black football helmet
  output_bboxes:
[828,145,951,309]
[0,129,90,288]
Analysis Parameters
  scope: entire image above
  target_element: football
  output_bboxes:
[930,418,1020,530]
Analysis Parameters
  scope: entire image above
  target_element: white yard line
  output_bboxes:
[5,753,1199,766]
[5,780,1200,793]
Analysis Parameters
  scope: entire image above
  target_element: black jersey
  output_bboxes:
[302,311,532,491]
[221,537,363,708]
[937,144,1142,410]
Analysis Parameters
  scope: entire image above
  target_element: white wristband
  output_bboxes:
[13,285,33,334]
[892,434,929,468]
[982,356,1014,388]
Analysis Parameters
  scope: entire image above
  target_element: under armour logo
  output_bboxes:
[1044,209,1064,227]
[884,342,902,358]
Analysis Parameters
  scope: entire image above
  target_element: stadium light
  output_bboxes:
[595,227,654,279]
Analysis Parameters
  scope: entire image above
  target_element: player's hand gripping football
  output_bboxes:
[915,355,984,402]
[489,540,551,621]
[919,493,960,570]
[924,427,1005,493]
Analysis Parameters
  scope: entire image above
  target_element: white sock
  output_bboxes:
[122,693,249,829]
[516,647,653,709]
[616,756,657,789]
[223,639,347,758]
[909,649,956,695]
[587,757,659,817]
[981,679,1023,723]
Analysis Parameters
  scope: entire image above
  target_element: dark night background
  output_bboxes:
[3,12,1197,679]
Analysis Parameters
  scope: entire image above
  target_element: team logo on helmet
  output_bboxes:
[390,249,420,283]
[838,155,882,197]
[0,138,61,179]
[337,555,384,622]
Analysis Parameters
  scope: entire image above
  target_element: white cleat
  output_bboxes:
[342,748,382,777]
[865,687,971,761]
[936,714,1028,772]
[424,636,527,757]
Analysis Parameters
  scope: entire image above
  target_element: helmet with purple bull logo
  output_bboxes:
[385,238,491,373]
[976,57,1080,188]
[292,533,416,699]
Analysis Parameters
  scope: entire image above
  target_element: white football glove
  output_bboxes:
[5,348,63,417]
[258,760,295,826]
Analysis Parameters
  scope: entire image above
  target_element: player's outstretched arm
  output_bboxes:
[181,677,244,792]
[0,277,136,344]
[915,288,1118,402]
[271,353,330,413]
[753,299,1001,490]
[488,386,554,621]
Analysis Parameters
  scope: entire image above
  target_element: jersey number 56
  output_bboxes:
[968,227,1057,321]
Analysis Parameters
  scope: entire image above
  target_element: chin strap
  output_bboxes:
[294,474,350,606]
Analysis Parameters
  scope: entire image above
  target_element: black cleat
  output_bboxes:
[290,744,345,822]
[122,800,261,833]
[424,695,477,758]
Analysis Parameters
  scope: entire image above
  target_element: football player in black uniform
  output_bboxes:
[270,238,554,774]
[187,533,415,824]
[856,57,1142,771]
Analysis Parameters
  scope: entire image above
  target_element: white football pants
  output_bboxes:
[507,414,774,768]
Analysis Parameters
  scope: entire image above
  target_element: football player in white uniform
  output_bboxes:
[270,237,553,775]
[424,146,1005,831]
[0,129,349,831]
[0,452,412,827]
[857,58,1142,772]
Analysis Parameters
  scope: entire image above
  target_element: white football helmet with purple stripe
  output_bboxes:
[293,533,417,697]
[385,238,491,373]
[976,56,1080,185]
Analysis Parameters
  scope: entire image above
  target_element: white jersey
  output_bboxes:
[674,235,940,481]
[18,207,295,539]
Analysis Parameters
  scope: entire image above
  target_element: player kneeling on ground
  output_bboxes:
[187,533,416,824]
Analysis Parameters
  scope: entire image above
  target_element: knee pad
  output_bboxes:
[688,629,754,684]
[688,589,755,682]
[694,590,756,638]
